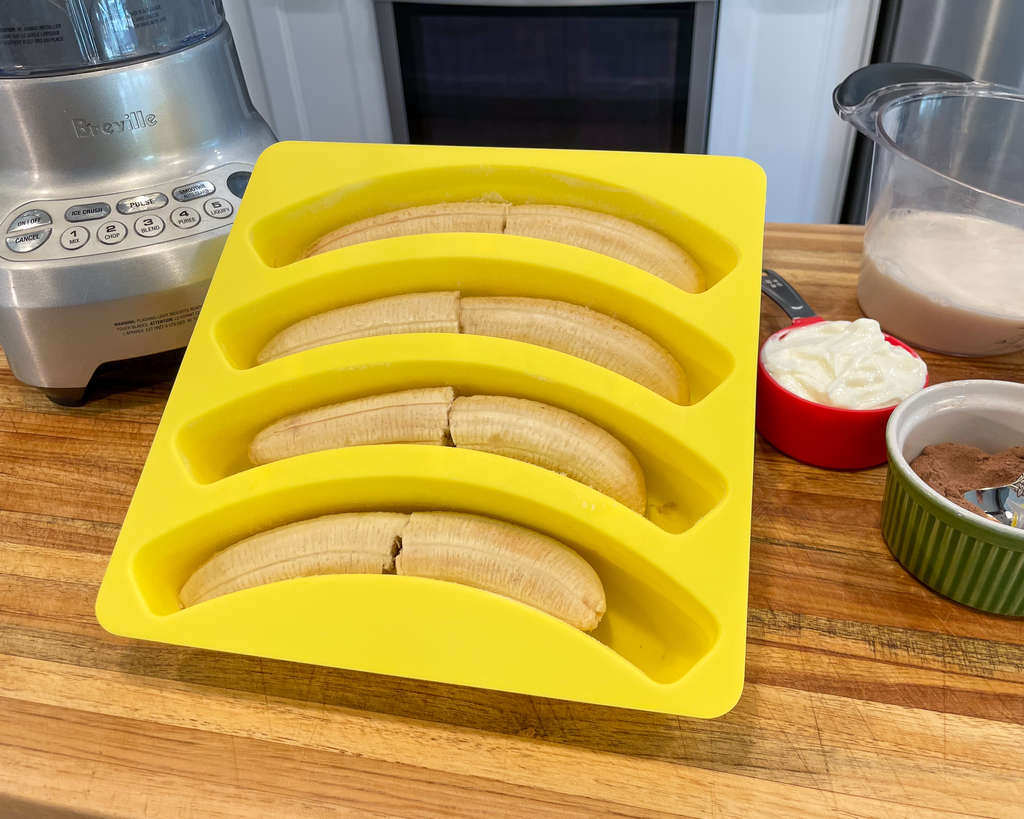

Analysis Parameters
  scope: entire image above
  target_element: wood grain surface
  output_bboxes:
[1,224,1022,818]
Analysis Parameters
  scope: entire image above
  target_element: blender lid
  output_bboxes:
[0,0,224,77]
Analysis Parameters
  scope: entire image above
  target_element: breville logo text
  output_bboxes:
[72,110,158,138]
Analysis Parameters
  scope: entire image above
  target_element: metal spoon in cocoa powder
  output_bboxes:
[964,474,1024,529]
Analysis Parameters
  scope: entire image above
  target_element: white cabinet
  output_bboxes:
[708,0,879,222]
[223,0,391,142]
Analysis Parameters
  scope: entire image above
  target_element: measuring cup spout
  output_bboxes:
[833,62,973,140]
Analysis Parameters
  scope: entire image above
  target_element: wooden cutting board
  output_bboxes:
[1,224,1022,818]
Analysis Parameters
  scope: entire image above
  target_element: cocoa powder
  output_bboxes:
[910,443,1024,517]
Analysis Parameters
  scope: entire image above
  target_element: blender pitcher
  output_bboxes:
[834,63,1024,357]
[0,0,225,76]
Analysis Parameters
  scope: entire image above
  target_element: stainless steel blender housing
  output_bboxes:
[0,22,275,403]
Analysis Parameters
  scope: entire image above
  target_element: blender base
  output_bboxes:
[43,388,88,406]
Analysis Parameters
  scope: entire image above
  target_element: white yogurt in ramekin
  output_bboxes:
[760,318,927,410]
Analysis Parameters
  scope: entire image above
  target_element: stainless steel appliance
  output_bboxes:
[0,0,275,403]
[842,0,1024,223]
[227,0,874,221]
[376,1,718,153]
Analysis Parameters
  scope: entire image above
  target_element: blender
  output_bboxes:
[0,0,275,403]
[834,63,1024,358]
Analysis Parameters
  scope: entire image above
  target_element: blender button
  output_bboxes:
[203,198,233,219]
[97,221,127,245]
[226,171,251,198]
[60,226,89,250]
[117,193,168,214]
[8,209,52,233]
[5,228,51,253]
[172,180,215,201]
[65,202,111,222]
[134,215,165,237]
[170,207,201,229]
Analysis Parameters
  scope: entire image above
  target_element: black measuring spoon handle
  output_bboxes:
[761,268,818,323]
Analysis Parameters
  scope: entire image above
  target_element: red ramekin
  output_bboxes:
[755,318,928,470]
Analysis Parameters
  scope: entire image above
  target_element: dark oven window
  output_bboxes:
[393,3,700,152]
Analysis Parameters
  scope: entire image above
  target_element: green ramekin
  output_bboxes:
[883,380,1024,616]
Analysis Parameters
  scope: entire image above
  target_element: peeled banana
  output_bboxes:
[459,296,686,402]
[179,512,408,607]
[448,395,645,513]
[257,291,460,364]
[249,388,645,512]
[249,386,453,465]
[179,511,607,631]
[255,291,685,402]
[304,202,506,258]
[504,204,703,293]
[397,512,606,632]
[301,201,704,293]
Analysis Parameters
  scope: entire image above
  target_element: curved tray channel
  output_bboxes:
[212,241,735,406]
[175,344,728,534]
[247,162,739,289]
[130,470,719,686]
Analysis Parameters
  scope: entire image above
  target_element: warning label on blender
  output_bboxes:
[0,24,64,47]
[127,5,168,29]
[114,305,200,337]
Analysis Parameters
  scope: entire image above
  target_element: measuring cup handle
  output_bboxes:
[761,269,818,322]
[833,63,973,138]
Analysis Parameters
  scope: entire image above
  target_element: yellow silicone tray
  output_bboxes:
[95,142,766,718]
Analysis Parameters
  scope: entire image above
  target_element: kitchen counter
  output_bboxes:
[1,224,1022,817]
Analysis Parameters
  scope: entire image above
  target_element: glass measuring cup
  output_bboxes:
[834,63,1024,357]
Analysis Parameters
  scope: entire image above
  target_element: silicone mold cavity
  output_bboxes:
[175,349,728,534]
[131,476,718,685]
[214,239,734,404]
[249,161,739,289]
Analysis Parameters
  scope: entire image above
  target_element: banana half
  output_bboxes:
[249,388,646,514]
[180,511,607,632]
[257,291,460,364]
[303,202,704,293]
[305,202,507,258]
[257,291,687,403]
[449,395,646,514]
[398,512,605,632]
[460,295,686,402]
[180,512,408,607]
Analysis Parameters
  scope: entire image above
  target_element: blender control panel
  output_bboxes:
[1,163,254,263]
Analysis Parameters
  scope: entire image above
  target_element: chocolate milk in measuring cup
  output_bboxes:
[860,210,1024,356]
[834,64,1024,356]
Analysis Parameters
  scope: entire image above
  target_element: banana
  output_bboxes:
[257,291,460,364]
[248,389,646,513]
[249,386,454,465]
[448,395,646,513]
[460,296,686,402]
[179,512,409,607]
[255,291,685,401]
[301,201,703,293]
[178,510,607,632]
[303,202,506,258]
[396,511,606,631]
[505,204,703,293]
